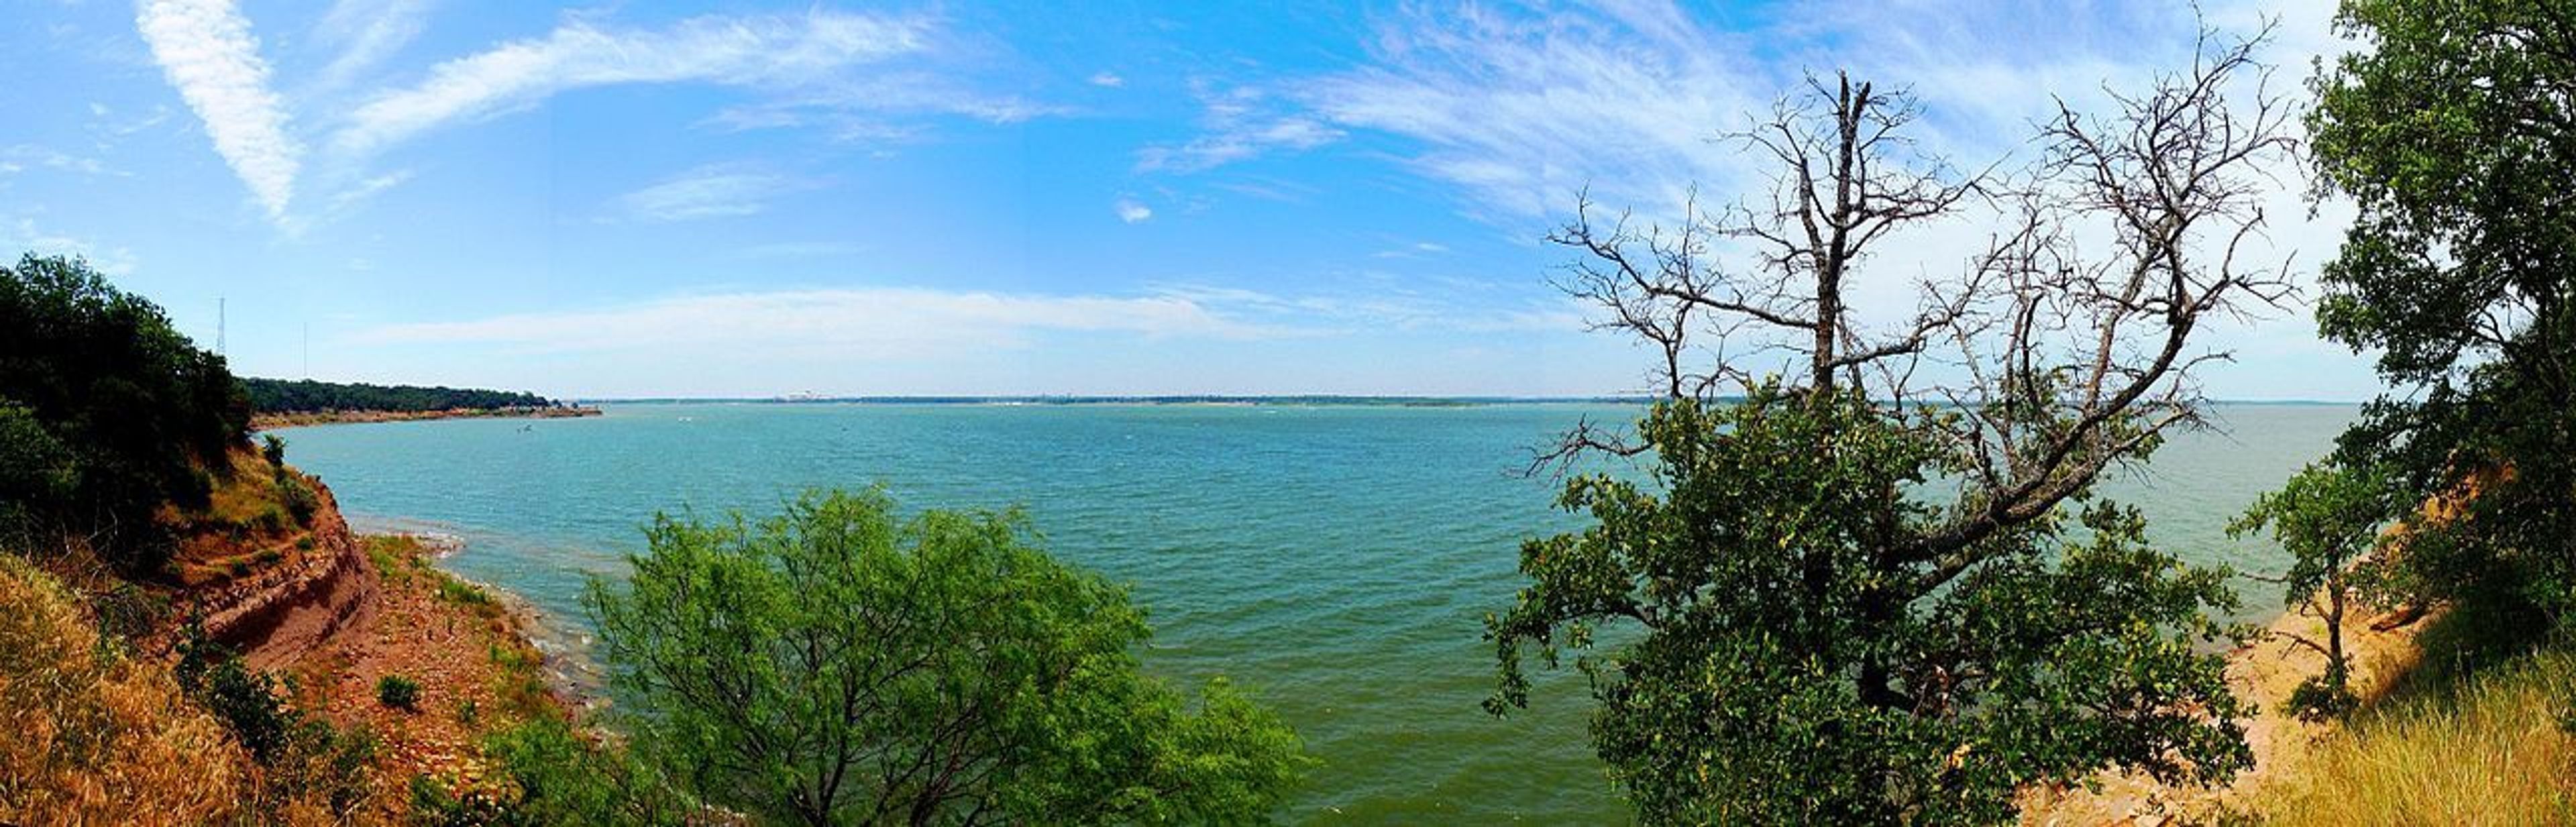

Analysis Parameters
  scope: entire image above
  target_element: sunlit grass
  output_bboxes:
[2259,635,2576,826]
[0,553,248,824]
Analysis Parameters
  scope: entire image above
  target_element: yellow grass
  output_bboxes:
[0,553,250,825]
[2257,645,2576,826]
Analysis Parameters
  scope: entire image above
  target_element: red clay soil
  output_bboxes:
[285,535,560,816]
[166,452,568,820]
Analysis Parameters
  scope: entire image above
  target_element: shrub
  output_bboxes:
[482,718,688,826]
[589,488,1311,824]
[277,474,319,527]
[376,675,421,710]
[175,628,293,764]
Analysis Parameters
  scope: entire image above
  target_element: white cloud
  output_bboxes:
[619,166,801,223]
[1136,84,1344,172]
[327,169,413,211]
[1114,198,1152,223]
[3,218,138,276]
[312,0,435,93]
[333,10,938,158]
[1089,71,1125,88]
[702,72,1061,144]
[1,145,112,176]
[358,288,1277,355]
[137,0,301,219]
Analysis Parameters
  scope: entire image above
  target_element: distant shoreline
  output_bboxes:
[580,395,2367,408]
[251,404,602,430]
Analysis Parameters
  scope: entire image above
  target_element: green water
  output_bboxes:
[275,401,2353,822]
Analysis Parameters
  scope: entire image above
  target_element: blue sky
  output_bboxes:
[3,0,2370,398]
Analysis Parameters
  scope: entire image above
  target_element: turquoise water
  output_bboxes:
[275,401,2353,823]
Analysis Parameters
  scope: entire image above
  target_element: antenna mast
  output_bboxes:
[216,297,225,357]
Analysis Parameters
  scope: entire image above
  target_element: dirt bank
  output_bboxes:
[186,477,380,670]
[168,461,571,820]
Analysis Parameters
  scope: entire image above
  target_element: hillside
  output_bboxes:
[0,444,576,823]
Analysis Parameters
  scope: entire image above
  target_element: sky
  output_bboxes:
[2,0,2373,399]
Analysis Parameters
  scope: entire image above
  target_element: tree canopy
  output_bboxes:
[1489,30,2290,824]
[2307,0,2576,621]
[0,253,247,572]
[586,488,1311,826]
[241,378,557,415]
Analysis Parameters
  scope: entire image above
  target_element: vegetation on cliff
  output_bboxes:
[0,254,250,574]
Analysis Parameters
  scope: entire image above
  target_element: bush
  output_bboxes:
[482,718,688,826]
[174,627,293,763]
[277,474,319,527]
[376,675,420,710]
[589,488,1311,824]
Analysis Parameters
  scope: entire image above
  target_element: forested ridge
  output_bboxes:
[241,378,565,415]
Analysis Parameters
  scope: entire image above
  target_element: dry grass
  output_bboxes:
[0,552,250,825]
[2257,643,2576,826]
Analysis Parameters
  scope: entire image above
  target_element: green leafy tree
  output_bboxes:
[2229,461,2396,720]
[1489,31,2292,824]
[239,378,557,414]
[2308,0,2576,621]
[586,488,1311,826]
[0,253,248,571]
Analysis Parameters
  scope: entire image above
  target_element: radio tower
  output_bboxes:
[216,297,225,357]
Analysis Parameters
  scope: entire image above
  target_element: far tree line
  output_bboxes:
[242,377,571,415]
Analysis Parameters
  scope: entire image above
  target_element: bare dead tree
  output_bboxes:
[1542,29,2298,556]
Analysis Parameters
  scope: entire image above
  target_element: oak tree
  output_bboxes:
[1489,30,2294,824]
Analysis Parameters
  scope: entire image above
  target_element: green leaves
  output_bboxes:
[1491,386,2247,824]
[587,487,1310,825]
[0,254,250,572]
[2310,0,2576,624]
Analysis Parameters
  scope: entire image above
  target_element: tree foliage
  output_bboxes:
[2308,0,2576,620]
[2229,461,2396,719]
[1491,29,2291,824]
[586,488,1311,826]
[240,378,559,415]
[0,253,248,572]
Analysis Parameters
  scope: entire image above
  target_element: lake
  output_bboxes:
[276,401,2353,823]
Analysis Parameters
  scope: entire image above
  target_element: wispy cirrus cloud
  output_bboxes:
[1136,84,1343,172]
[618,165,805,223]
[1156,0,2320,224]
[331,9,946,158]
[359,287,1278,355]
[356,279,1580,364]
[311,0,437,94]
[1114,198,1153,223]
[136,0,301,219]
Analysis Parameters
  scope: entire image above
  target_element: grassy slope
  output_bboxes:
[2253,601,2576,826]
[0,553,257,823]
